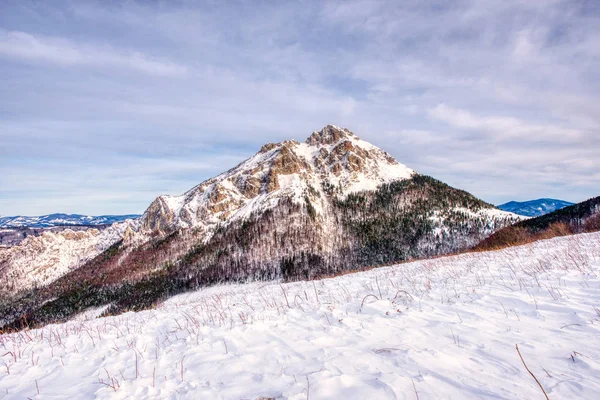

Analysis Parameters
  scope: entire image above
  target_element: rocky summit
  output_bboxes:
[140,124,414,238]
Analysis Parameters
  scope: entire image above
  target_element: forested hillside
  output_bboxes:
[0,174,518,329]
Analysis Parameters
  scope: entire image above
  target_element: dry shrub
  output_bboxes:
[538,222,573,239]
[583,213,600,233]
[475,221,578,252]
[474,226,532,251]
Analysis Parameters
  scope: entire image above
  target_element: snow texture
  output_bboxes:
[1,232,599,399]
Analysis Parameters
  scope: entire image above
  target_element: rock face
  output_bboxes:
[141,196,178,233]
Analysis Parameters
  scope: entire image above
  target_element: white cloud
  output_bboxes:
[428,104,583,142]
[0,31,187,77]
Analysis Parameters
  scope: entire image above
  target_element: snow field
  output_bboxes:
[1,232,600,399]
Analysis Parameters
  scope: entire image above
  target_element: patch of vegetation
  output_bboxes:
[304,195,317,221]
[101,240,124,260]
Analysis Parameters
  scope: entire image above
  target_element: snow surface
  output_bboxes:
[1,232,599,399]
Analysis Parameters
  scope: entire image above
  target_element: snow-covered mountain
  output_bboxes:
[0,220,138,294]
[140,125,515,240]
[0,213,141,228]
[1,125,523,328]
[140,124,415,237]
[121,124,521,290]
[498,198,574,217]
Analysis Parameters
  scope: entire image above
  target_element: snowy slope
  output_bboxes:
[0,214,141,229]
[1,232,599,399]
[498,198,574,217]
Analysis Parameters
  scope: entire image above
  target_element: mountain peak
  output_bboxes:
[306,124,355,146]
[139,125,416,236]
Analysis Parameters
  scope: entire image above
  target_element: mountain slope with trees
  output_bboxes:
[0,125,520,329]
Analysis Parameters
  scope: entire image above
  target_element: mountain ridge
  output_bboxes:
[497,198,574,217]
[0,213,141,229]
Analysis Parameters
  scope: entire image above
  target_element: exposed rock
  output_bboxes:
[347,153,364,172]
[242,176,262,198]
[123,226,135,243]
[142,197,177,233]
[61,229,99,241]
[260,143,278,153]
[209,184,229,205]
[306,124,354,145]
[271,144,304,175]
[266,169,280,193]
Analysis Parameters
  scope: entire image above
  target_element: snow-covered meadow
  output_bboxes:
[1,232,600,399]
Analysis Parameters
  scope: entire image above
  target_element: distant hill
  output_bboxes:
[475,196,600,251]
[0,213,140,228]
[497,198,574,217]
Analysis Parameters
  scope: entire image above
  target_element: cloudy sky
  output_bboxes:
[1,0,599,215]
